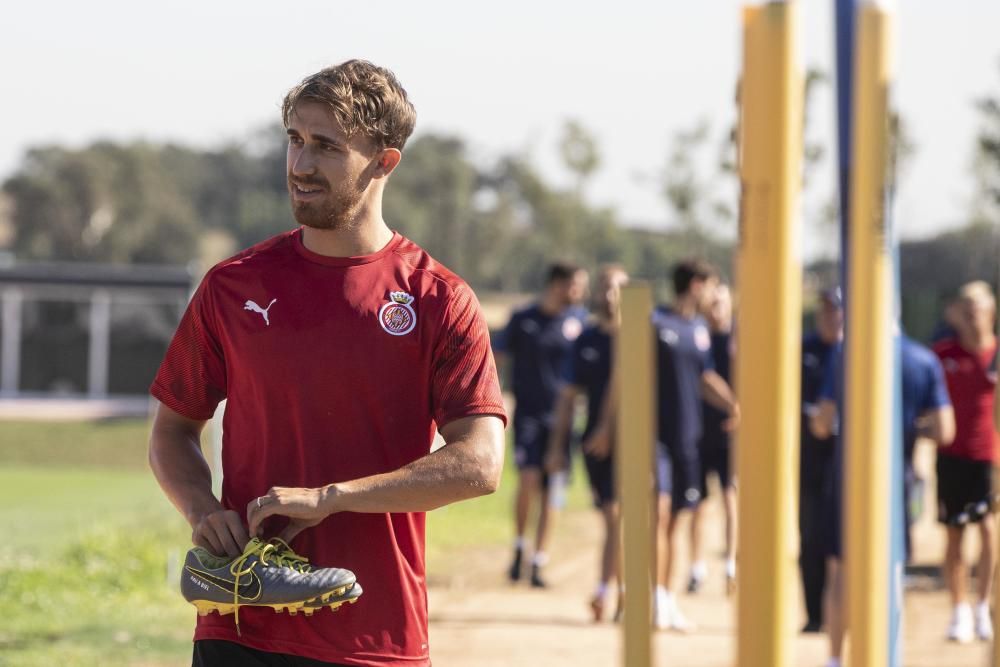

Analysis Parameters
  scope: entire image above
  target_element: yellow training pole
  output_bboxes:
[735,3,803,666]
[617,283,654,667]
[845,4,895,666]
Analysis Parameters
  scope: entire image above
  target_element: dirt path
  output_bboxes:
[427,456,993,666]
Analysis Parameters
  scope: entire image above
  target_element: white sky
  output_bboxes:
[2,1,998,259]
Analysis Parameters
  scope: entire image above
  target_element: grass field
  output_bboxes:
[0,418,591,666]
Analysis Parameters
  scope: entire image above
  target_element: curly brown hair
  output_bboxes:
[281,60,417,151]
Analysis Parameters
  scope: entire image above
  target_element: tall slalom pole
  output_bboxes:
[844,2,896,665]
[736,3,803,666]
[616,283,655,667]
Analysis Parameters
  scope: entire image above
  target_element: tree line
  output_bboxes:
[2,64,998,339]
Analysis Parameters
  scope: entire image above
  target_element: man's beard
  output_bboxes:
[288,178,365,231]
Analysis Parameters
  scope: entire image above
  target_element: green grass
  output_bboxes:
[0,418,593,666]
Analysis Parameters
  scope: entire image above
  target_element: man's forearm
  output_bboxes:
[149,418,221,527]
[702,371,736,413]
[320,417,505,515]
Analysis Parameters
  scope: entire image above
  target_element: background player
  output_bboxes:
[933,281,999,643]
[798,288,842,633]
[545,264,629,621]
[688,282,737,595]
[498,263,589,588]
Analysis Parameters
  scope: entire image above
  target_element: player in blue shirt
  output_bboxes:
[545,265,629,622]
[688,283,737,596]
[811,330,954,667]
[653,260,739,631]
[798,288,842,634]
[497,262,589,588]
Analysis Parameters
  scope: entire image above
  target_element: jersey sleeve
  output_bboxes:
[150,274,228,420]
[430,286,508,428]
[922,355,952,410]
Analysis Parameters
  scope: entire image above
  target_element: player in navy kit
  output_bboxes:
[545,265,628,621]
[811,328,954,665]
[687,283,737,596]
[651,261,739,631]
[498,263,589,587]
[797,288,842,633]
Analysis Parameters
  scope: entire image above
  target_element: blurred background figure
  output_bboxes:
[496,262,589,588]
[798,288,843,634]
[899,330,955,562]
[688,282,737,596]
[545,264,629,622]
[810,317,956,667]
[932,280,999,643]
[649,260,739,632]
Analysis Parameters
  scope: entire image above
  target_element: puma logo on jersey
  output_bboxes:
[244,298,277,326]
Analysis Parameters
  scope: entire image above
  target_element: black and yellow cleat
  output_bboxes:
[182,538,361,634]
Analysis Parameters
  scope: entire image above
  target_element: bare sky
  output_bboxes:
[2,1,998,258]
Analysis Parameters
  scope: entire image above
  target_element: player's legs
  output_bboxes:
[945,526,967,606]
[688,491,708,593]
[589,500,620,621]
[511,467,542,581]
[585,453,619,619]
[975,513,996,639]
[937,454,983,641]
[722,482,738,593]
[659,450,701,631]
[823,557,844,666]
[510,413,549,583]
[531,419,564,588]
[531,471,559,588]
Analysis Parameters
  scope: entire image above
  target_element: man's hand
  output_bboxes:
[583,424,613,460]
[722,403,741,433]
[191,508,251,558]
[247,486,333,544]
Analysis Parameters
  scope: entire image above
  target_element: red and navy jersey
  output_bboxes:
[151,228,506,666]
[652,306,714,451]
[498,303,587,416]
[565,324,613,440]
[933,337,998,462]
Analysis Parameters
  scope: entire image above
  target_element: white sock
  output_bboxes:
[726,558,737,578]
[594,582,608,599]
[514,537,525,550]
[532,551,549,567]
[690,561,707,580]
[976,601,991,615]
[824,658,841,667]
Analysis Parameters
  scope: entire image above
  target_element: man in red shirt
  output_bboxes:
[933,281,999,643]
[148,60,507,667]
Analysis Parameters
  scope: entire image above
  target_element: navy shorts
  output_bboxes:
[513,411,552,470]
[699,428,733,495]
[584,452,615,507]
[657,442,703,510]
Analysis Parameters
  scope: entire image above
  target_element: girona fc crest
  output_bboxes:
[379,291,417,336]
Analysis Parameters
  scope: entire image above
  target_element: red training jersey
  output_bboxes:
[152,229,507,666]
[932,336,998,462]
